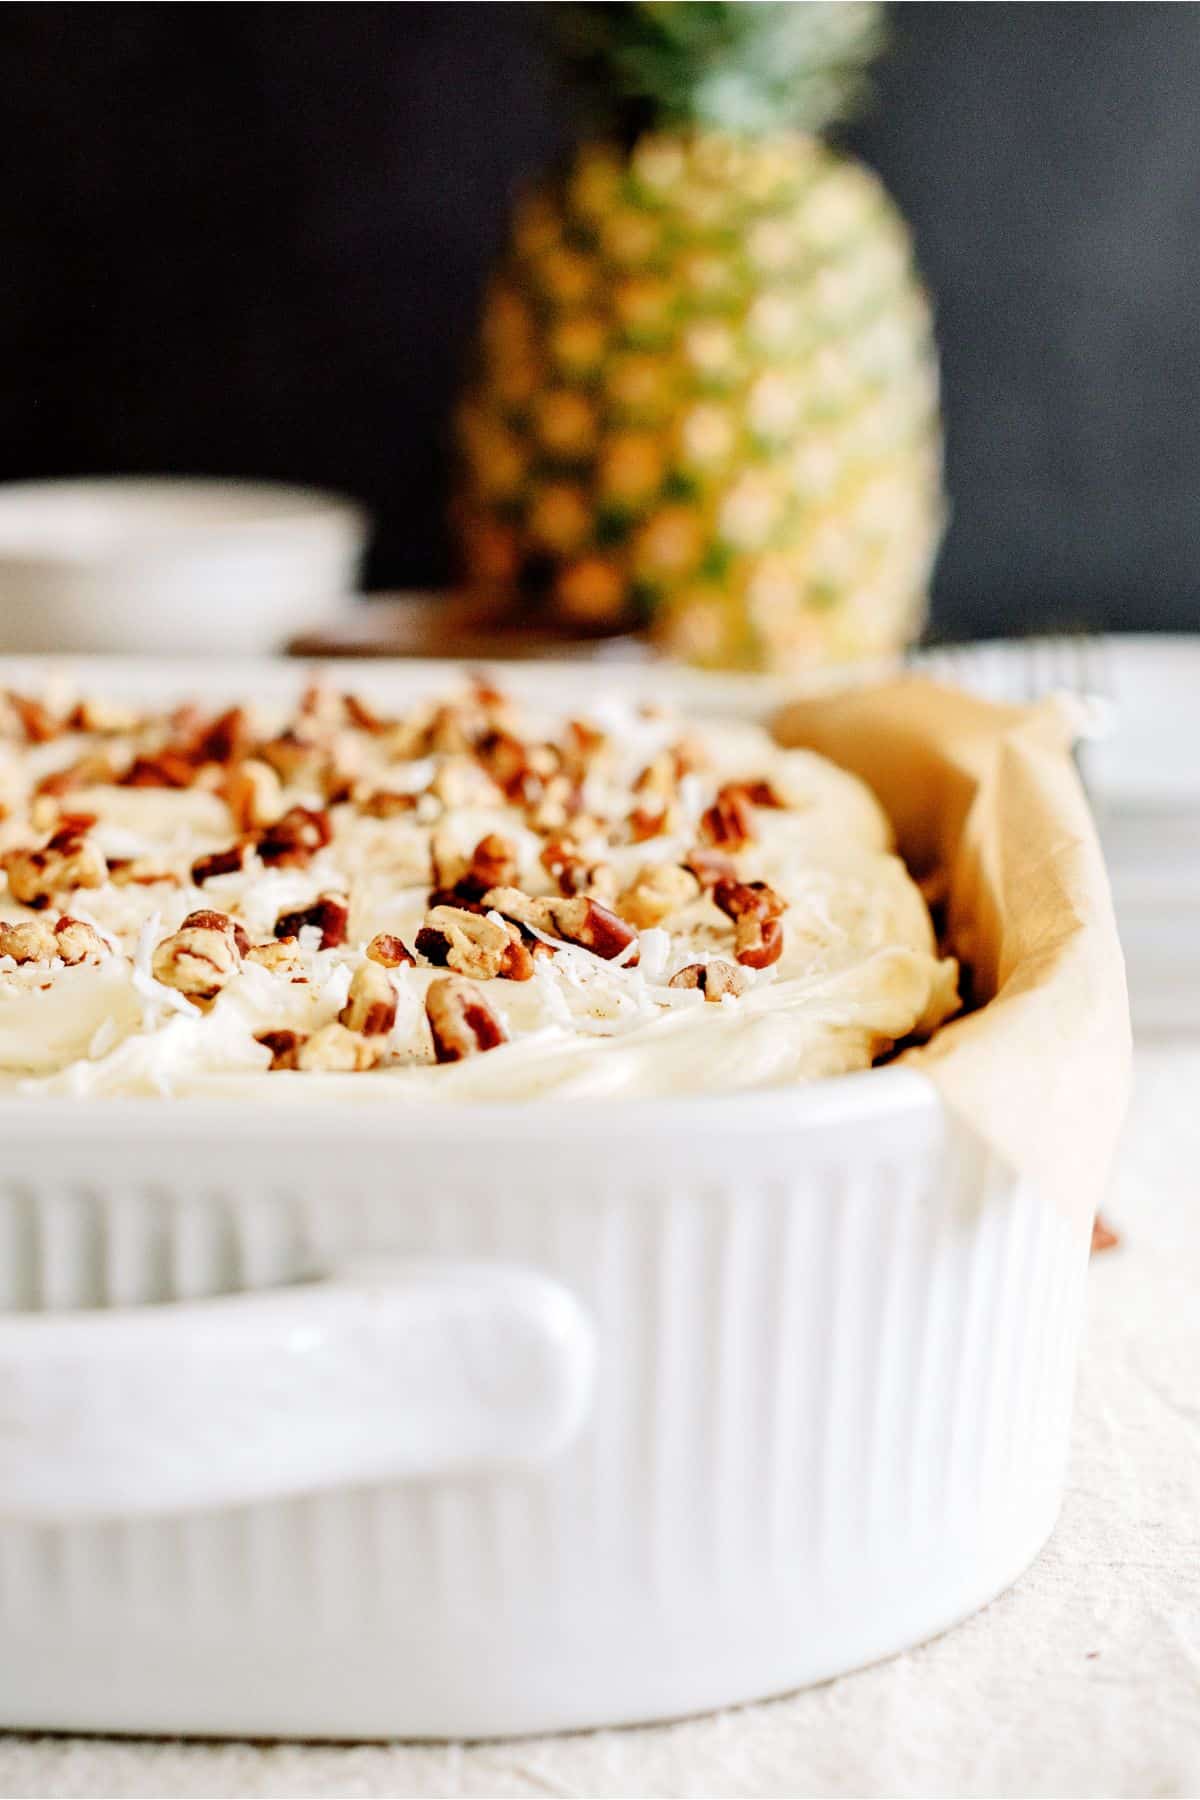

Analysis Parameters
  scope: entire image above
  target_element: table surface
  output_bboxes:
[1,1043,1196,1800]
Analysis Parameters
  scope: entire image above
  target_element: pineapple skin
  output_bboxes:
[456,131,944,672]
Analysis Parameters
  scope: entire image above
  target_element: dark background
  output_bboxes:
[3,3,1198,641]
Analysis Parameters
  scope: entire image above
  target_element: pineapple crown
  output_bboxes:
[544,1,885,137]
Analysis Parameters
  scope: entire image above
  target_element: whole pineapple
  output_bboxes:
[455,2,943,672]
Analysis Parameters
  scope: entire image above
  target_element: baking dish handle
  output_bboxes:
[0,1257,595,1521]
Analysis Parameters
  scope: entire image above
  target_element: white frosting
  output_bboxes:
[0,685,959,1100]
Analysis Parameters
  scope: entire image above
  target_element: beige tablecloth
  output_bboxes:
[1,1044,1197,1800]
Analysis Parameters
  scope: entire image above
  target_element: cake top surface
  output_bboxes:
[0,675,958,1100]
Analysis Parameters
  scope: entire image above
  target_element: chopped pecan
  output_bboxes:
[296,1022,380,1072]
[540,838,616,900]
[259,730,327,788]
[255,1028,307,1070]
[617,863,701,929]
[245,938,306,976]
[339,961,399,1036]
[224,758,283,832]
[628,802,681,843]
[425,975,507,1062]
[634,752,677,805]
[7,692,62,743]
[2,823,107,908]
[193,707,252,766]
[0,917,58,962]
[466,832,519,893]
[343,692,389,734]
[562,717,609,773]
[474,728,534,797]
[684,846,738,890]
[727,777,787,808]
[67,697,141,735]
[359,788,420,818]
[699,786,755,852]
[273,892,349,950]
[670,735,710,777]
[52,915,110,966]
[151,923,241,1005]
[667,959,747,1001]
[547,896,638,961]
[430,755,503,810]
[35,751,118,797]
[298,682,342,730]
[525,772,586,834]
[190,843,248,886]
[416,905,533,981]
[713,878,787,969]
[181,908,250,957]
[478,885,555,931]
[121,750,197,789]
[256,806,333,867]
[366,932,415,969]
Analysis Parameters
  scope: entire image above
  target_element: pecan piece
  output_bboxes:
[430,756,503,809]
[181,908,250,956]
[628,802,681,843]
[366,932,415,969]
[343,692,389,734]
[416,905,533,981]
[7,692,62,743]
[2,823,107,907]
[34,751,118,797]
[256,1029,307,1070]
[296,1022,380,1072]
[617,863,701,929]
[193,706,252,766]
[728,777,786,808]
[224,758,283,832]
[667,959,747,1001]
[634,751,677,806]
[191,843,248,886]
[245,938,306,976]
[256,805,332,868]
[425,975,507,1062]
[547,896,638,961]
[121,750,197,789]
[52,916,110,965]
[67,697,141,735]
[151,923,241,1005]
[540,838,616,901]
[713,878,787,969]
[359,788,420,819]
[0,917,58,962]
[273,892,349,950]
[478,885,555,932]
[699,786,755,852]
[259,731,327,788]
[466,832,519,894]
[339,961,398,1036]
[684,846,738,891]
[525,773,584,834]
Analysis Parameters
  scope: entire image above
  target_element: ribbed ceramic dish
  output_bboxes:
[0,657,1093,1740]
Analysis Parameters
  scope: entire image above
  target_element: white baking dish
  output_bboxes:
[0,658,1100,1740]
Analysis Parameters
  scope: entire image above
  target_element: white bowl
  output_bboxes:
[0,656,1107,1741]
[0,479,369,655]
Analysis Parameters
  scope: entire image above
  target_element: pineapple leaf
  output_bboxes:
[544,2,885,135]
